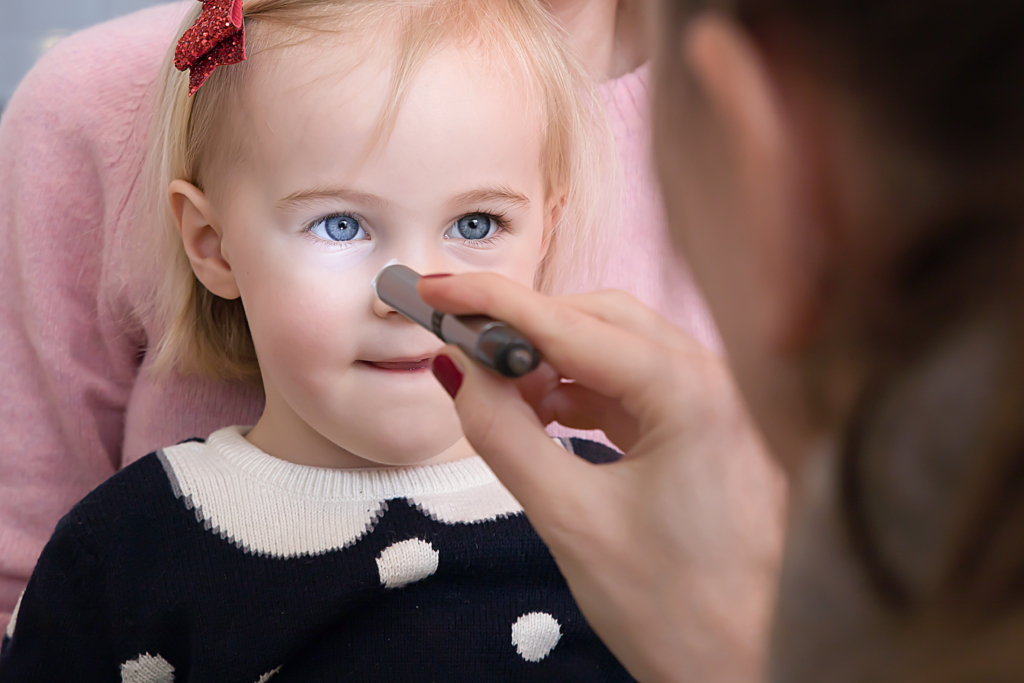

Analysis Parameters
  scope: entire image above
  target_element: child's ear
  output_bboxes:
[168,180,241,300]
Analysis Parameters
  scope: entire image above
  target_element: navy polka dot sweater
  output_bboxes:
[0,427,634,682]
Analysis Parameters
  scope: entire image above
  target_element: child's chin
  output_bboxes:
[348,430,468,468]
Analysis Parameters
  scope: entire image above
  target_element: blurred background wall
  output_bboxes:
[1,0,169,116]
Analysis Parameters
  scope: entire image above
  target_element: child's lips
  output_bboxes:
[363,358,433,371]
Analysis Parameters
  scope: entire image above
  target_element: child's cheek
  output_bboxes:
[452,235,544,288]
[238,242,375,382]
[290,239,376,273]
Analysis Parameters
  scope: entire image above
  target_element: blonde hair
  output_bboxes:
[142,0,615,383]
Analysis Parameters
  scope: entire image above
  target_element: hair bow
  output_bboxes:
[174,0,246,96]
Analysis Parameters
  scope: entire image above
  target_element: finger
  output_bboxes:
[508,362,639,450]
[555,290,711,358]
[419,273,673,409]
[509,360,563,410]
[507,359,640,451]
[433,346,598,529]
[535,382,641,450]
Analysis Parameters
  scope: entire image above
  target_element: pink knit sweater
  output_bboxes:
[0,3,718,630]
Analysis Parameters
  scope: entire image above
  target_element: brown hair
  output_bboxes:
[660,0,1024,676]
[141,0,614,384]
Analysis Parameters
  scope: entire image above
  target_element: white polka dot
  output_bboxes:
[5,591,23,639]
[376,538,439,588]
[120,653,175,683]
[255,667,282,682]
[511,612,562,662]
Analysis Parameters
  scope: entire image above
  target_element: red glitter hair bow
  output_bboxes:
[174,0,246,96]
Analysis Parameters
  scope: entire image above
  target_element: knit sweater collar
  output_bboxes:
[204,426,500,502]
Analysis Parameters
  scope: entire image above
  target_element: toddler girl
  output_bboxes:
[0,0,628,680]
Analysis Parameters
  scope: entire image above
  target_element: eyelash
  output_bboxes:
[300,210,513,248]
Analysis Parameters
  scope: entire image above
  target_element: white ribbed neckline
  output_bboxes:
[200,426,499,502]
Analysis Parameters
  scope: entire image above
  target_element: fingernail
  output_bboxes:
[432,354,463,398]
[421,273,453,279]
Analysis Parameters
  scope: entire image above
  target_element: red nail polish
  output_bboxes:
[432,354,463,398]
[421,273,453,279]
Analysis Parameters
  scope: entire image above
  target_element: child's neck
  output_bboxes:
[245,393,476,470]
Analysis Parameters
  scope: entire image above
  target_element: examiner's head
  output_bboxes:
[648,0,1024,679]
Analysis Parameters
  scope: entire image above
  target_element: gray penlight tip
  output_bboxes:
[372,258,402,299]
[505,346,537,377]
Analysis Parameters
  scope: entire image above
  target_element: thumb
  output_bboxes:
[432,346,593,519]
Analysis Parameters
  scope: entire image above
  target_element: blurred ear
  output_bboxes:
[168,180,241,301]
[682,14,825,353]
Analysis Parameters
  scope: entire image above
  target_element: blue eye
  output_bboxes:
[309,214,366,242]
[447,213,498,241]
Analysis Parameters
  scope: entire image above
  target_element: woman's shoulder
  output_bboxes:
[598,62,651,139]
[4,3,187,141]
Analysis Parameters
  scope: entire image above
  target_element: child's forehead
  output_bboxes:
[239,30,541,113]
[213,38,547,200]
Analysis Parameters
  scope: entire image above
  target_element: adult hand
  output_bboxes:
[419,273,787,683]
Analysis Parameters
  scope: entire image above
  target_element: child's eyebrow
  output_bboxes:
[277,187,391,211]
[450,186,530,210]
[276,185,531,212]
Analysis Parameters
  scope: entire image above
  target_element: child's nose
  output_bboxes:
[372,294,398,319]
[371,256,451,319]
